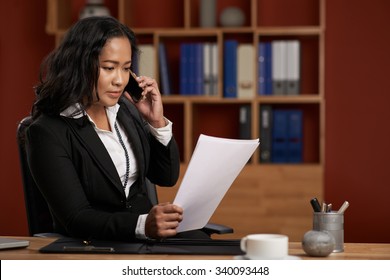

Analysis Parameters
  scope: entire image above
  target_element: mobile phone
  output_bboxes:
[124,70,143,103]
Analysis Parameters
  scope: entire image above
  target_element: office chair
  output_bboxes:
[17,116,232,237]
[17,116,59,237]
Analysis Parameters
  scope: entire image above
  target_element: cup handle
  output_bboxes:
[240,237,247,252]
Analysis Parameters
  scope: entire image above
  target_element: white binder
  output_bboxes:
[272,40,287,95]
[286,40,301,95]
[138,44,155,78]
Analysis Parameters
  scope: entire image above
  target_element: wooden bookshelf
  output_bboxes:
[45,0,325,241]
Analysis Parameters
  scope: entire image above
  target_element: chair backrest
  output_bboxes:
[17,116,159,236]
[17,116,54,236]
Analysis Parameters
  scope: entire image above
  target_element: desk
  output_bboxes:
[1,236,390,260]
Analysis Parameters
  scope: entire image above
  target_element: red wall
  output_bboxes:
[325,0,390,242]
[1,0,389,242]
[0,0,54,235]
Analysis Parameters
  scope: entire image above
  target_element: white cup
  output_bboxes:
[240,234,289,260]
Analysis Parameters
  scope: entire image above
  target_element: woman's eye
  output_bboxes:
[124,67,131,72]
[102,67,114,71]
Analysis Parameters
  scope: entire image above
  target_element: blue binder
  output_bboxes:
[258,43,266,95]
[264,42,273,95]
[180,43,190,95]
[194,43,204,95]
[271,109,303,163]
[158,43,172,95]
[287,110,303,162]
[223,40,238,98]
[271,109,289,162]
[187,43,196,95]
[260,105,273,163]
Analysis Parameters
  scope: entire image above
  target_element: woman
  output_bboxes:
[25,16,182,241]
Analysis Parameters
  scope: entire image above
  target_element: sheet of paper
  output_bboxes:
[173,134,259,233]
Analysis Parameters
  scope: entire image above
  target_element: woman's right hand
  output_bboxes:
[145,202,183,239]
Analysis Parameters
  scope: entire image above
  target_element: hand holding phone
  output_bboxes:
[124,70,143,103]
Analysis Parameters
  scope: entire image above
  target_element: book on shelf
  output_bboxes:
[271,109,289,162]
[194,43,204,95]
[223,40,238,98]
[158,43,172,95]
[211,43,218,96]
[286,40,301,95]
[237,44,255,99]
[239,104,251,140]
[180,43,189,95]
[202,43,218,96]
[259,105,273,163]
[203,43,212,95]
[138,44,155,79]
[257,40,302,96]
[271,109,303,163]
[179,42,218,96]
[272,40,287,95]
[264,42,273,95]
[258,42,273,96]
[287,110,303,162]
[258,43,266,95]
[187,43,196,95]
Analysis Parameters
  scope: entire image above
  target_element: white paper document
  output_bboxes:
[173,134,259,232]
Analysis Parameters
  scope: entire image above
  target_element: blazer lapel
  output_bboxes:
[61,117,124,194]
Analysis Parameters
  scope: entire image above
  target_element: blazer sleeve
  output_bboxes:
[147,135,180,186]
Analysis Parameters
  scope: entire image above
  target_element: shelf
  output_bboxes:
[163,96,248,104]
[162,95,322,104]
[256,26,323,35]
[45,0,325,166]
[45,0,326,241]
[135,29,221,37]
[257,95,322,104]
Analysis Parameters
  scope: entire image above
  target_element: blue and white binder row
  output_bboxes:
[258,40,301,96]
[179,42,218,96]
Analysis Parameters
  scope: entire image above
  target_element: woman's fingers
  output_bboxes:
[145,203,183,239]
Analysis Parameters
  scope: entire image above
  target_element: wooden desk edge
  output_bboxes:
[1,236,390,260]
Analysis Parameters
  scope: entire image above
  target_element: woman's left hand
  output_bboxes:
[124,75,166,128]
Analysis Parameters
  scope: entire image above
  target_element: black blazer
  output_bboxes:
[25,98,180,241]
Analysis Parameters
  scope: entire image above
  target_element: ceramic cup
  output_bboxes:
[240,234,289,260]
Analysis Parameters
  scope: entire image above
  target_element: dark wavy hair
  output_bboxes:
[32,16,138,119]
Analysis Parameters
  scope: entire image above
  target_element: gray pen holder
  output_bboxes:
[313,212,344,252]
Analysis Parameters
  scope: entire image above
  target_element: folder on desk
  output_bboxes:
[39,237,244,255]
[0,238,29,250]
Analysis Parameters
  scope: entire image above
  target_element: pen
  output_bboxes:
[321,202,327,213]
[63,245,115,252]
[310,198,322,212]
[337,201,350,214]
